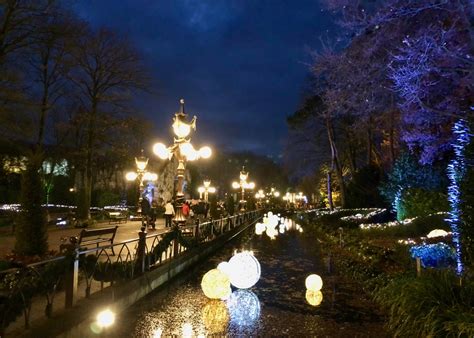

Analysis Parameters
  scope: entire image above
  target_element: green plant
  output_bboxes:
[362,214,450,239]
[374,270,474,337]
[398,188,449,220]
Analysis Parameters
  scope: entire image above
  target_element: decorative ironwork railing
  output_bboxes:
[0,210,261,334]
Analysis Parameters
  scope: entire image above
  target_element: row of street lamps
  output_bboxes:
[125,99,306,226]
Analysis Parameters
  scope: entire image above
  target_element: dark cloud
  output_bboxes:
[73,0,334,156]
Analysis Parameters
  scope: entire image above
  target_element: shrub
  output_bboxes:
[374,270,474,337]
[97,191,120,208]
[361,213,450,239]
[398,188,449,220]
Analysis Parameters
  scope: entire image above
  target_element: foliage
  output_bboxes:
[346,165,386,208]
[374,271,474,337]
[15,155,48,256]
[362,213,450,239]
[460,117,474,264]
[96,190,120,208]
[409,243,455,268]
[380,152,446,210]
[398,188,449,220]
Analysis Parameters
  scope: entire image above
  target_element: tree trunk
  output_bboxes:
[325,115,346,207]
[367,117,373,165]
[327,172,333,210]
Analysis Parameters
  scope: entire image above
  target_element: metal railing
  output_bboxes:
[0,210,261,334]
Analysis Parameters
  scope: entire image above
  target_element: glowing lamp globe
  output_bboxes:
[217,261,232,277]
[143,172,157,181]
[198,187,205,194]
[173,120,191,138]
[201,269,231,299]
[125,172,138,181]
[153,143,169,160]
[305,274,323,291]
[186,149,199,161]
[199,146,212,159]
[208,187,216,193]
[96,309,115,328]
[427,229,449,238]
[232,182,240,189]
[305,290,323,306]
[228,252,261,289]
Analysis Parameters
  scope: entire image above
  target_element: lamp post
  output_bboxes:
[125,151,158,226]
[153,99,212,226]
[232,167,255,211]
[198,179,216,202]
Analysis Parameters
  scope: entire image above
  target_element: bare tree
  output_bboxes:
[69,28,149,220]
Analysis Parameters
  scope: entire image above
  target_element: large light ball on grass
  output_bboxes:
[201,269,231,299]
[228,252,261,289]
[305,290,323,306]
[305,274,323,291]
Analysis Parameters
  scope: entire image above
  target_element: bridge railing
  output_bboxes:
[0,210,261,334]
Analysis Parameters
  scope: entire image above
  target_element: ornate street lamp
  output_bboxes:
[152,99,212,226]
[125,150,158,225]
[198,179,216,202]
[232,167,255,211]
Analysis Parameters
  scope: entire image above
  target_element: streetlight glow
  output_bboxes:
[153,142,169,160]
[97,309,115,328]
[125,172,138,181]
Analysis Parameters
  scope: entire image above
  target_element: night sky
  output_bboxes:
[73,1,335,158]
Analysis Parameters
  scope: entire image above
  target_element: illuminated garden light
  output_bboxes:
[305,290,323,306]
[446,119,470,275]
[96,309,115,328]
[228,251,261,289]
[201,269,232,299]
[305,274,323,291]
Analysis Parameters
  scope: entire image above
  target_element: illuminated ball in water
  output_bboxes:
[96,309,115,328]
[201,300,230,334]
[217,261,232,277]
[305,290,323,306]
[305,274,323,291]
[226,289,261,327]
[228,252,261,289]
[201,269,231,299]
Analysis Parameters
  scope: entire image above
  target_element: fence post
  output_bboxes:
[136,226,147,274]
[65,239,79,308]
[209,217,214,237]
[416,257,421,277]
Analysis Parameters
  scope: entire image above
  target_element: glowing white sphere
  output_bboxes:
[427,229,449,238]
[153,143,169,160]
[199,146,212,159]
[305,290,323,306]
[179,142,194,157]
[228,252,261,289]
[232,182,240,189]
[96,309,115,328]
[217,261,232,277]
[305,274,323,291]
[173,121,191,138]
[143,172,158,181]
[208,187,216,193]
[125,172,137,181]
[198,187,205,193]
[201,269,231,299]
[226,290,261,327]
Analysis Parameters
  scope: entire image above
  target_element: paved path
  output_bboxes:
[0,219,170,257]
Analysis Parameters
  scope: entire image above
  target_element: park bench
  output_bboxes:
[77,226,118,255]
[107,211,127,224]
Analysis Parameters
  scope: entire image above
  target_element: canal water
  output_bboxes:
[107,214,386,337]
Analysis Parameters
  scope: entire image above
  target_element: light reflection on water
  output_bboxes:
[109,213,385,337]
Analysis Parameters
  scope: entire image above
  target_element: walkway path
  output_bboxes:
[0,219,170,257]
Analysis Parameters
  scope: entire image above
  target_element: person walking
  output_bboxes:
[140,196,151,228]
[164,200,175,227]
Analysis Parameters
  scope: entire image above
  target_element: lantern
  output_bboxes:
[305,274,323,291]
[305,290,323,306]
[201,269,231,299]
[228,252,261,289]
